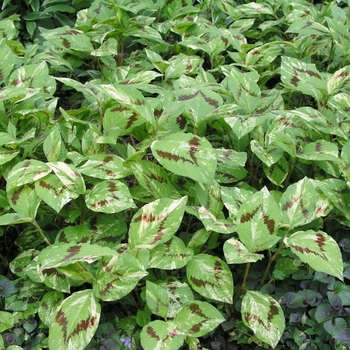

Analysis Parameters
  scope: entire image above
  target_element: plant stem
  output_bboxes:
[232,262,251,312]
[32,220,51,246]
[260,240,285,287]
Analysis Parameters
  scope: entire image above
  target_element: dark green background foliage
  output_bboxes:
[1,0,350,349]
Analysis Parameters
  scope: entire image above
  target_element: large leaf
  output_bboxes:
[297,140,339,162]
[85,180,136,213]
[242,291,285,348]
[151,133,217,185]
[237,187,280,252]
[173,300,225,337]
[93,253,148,301]
[186,254,233,303]
[37,243,116,270]
[285,230,343,280]
[49,290,100,350]
[129,197,187,249]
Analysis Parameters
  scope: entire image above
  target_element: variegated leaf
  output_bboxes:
[186,254,233,303]
[224,238,264,264]
[49,290,100,350]
[242,291,285,348]
[93,253,147,301]
[85,180,136,213]
[141,320,185,350]
[151,133,217,185]
[174,300,225,337]
[7,184,41,217]
[6,159,52,191]
[285,230,343,280]
[129,197,187,249]
[149,237,193,270]
[237,187,280,252]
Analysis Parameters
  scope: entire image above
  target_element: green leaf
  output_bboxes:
[85,180,135,213]
[0,39,17,85]
[0,148,19,165]
[38,290,65,327]
[0,213,32,225]
[0,311,14,332]
[79,154,131,180]
[242,291,285,348]
[40,26,94,52]
[285,230,343,280]
[149,237,193,270]
[286,19,330,36]
[281,56,327,101]
[297,140,339,162]
[151,132,217,185]
[37,243,116,270]
[280,177,318,230]
[251,140,284,166]
[130,160,179,200]
[6,159,52,191]
[7,184,41,217]
[55,224,91,244]
[186,254,233,303]
[43,127,64,162]
[49,290,100,350]
[93,253,147,301]
[140,320,185,350]
[237,187,280,252]
[174,300,225,337]
[35,174,75,213]
[47,162,85,194]
[129,197,187,249]
[224,238,264,264]
[146,281,170,318]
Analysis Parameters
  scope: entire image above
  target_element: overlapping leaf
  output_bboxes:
[285,230,343,280]
[242,291,285,348]
[37,243,116,270]
[224,238,264,264]
[85,180,135,214]
[6,160,52,191]
[173,300,225,337]
[151,133,217,185]
[281,56,327,100]
[237,187,280,252]
[140,320,185,350]
[49,290,100,350]
[149,237,193,270]
[79,154,131,180]
[93,253,148,301]
[128,197,187,249]
[186,254,233,303]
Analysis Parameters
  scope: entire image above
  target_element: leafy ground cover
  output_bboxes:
[1,0,350,349]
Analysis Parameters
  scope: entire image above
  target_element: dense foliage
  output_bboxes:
[1,0,350,349]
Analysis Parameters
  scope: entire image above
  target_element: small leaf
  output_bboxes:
[285,230,343,280]
[149,237,194,270]
[38,291,65,327]
[0,279,17,297]
[224,238,264,264]
[186,254,233,303]
[140,320,185,350]
[242,291,285,348]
